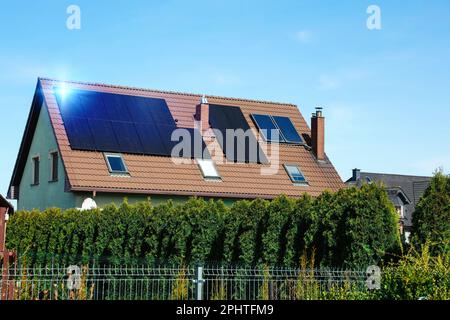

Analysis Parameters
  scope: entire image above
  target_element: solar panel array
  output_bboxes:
[55,88,210,159]
[209,104,268,164]
[251,114,303,144]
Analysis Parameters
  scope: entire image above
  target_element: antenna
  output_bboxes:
[81,198,97,211]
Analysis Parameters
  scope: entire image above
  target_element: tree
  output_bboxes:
[412,171,450,255]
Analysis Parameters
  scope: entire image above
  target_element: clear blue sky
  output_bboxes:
[1,0,449,197]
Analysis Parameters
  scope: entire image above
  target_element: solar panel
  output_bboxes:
[55,87,209,158]
[166,128,211,159]
[62,117,96,150]
[88,119,120,152]
[272,116,303,144]
[112,122,143,154]
[209,104,268,164]
[134,123,168,156]
[251,114,285,142]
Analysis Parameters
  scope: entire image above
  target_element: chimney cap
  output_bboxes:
[200,94,208,104]
[314,106,323,117]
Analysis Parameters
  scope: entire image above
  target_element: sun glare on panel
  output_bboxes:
[54,84,71,99]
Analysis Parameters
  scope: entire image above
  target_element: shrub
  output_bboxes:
[378,244,450,300]
[6,187,400,268]
[412,171,450,255]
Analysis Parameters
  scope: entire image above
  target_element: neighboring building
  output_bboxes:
[8,78,344,210]
[346,169,431,242]
[0,194,14,253]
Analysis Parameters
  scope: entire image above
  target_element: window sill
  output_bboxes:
[30,183,40,187]
[48,179,58,183]
[293,182,309,187]
[204,177,223,182]
[109,172,131,177]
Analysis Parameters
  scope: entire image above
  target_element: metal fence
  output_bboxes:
[0,262,372,300]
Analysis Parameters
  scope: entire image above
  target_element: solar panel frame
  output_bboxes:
[272,116,304,144]
[251,114,285,143]
[55,87,210,158]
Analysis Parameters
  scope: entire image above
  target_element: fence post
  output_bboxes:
[195,265,204,300]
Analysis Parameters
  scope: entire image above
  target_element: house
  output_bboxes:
[345,169,431,242]
[7,78,344,211]
[0,194,14,253]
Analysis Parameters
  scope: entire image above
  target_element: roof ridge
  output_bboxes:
[360,172,432,179]
[38,77,298,108]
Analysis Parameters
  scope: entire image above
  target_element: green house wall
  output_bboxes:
[17,103,239,210]
[73,192,238,208]
[18,102,76,211]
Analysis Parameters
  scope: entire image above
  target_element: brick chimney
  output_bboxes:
[311,107,325,161]
[195,95,209,133]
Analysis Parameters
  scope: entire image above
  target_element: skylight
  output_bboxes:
[105,153,128,174]
[197,159,221,180]
[284,164,308,184]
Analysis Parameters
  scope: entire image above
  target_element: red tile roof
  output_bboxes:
[39,78,344,199]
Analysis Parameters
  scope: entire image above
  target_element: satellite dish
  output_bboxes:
[81,198,97,210]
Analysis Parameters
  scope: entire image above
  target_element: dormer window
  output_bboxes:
[105,153,129,175]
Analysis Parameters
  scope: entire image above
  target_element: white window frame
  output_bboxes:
[104,153,129,175]
[283,164,308,185]
[196,159,221,180]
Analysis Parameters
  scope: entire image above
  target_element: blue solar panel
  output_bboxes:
[55,87,209,158]
[112,122,143,154]
[272,116,303,144]
[88,119,120,152]
[251,114,285,142]
[63,117,96,150]
[134,123,168,156]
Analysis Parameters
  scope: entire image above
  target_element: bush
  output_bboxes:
[378,244,450,300]
[6,186,400,268]
[412,171,450,255]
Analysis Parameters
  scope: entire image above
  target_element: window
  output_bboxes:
[105,153,128,174]
[49,151,58,182]
[284,164,308,184]
[32,156,40,185]
[197,159,221,180]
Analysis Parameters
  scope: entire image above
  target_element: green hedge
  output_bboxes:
[6,184,400,268]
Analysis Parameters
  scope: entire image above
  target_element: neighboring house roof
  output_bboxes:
[8,78,344,200]
[346,171,431,228]
[386,187,411,207]
[0,194,14,214]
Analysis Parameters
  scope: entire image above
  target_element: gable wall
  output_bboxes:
[18,102,76,211]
